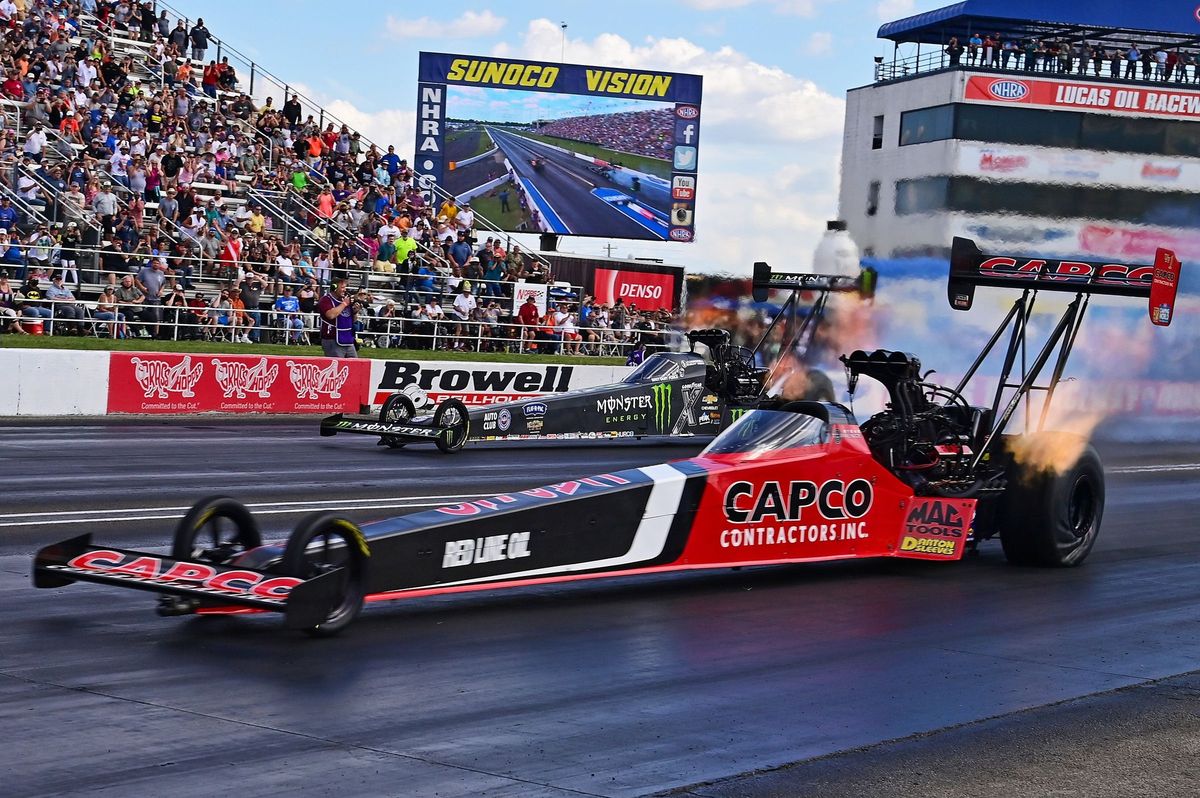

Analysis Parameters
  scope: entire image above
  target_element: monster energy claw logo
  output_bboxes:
[729,407,751,422]
[651,383,672,432]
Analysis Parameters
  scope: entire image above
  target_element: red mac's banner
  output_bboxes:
[965,75,1200,119]
[593,268,677,312]
[107,352,370,414]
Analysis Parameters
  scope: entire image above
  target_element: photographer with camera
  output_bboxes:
[317,277,358,358]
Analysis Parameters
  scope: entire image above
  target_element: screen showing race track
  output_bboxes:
[415,52,703,243]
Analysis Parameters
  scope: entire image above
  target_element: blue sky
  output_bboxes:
[172,0,944,273]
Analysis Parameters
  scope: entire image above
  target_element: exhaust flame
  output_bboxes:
[1006,411,1105,478]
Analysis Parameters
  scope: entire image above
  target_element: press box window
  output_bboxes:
[866,180,880,216]
[898,105,953,146]
[872,115,884,149]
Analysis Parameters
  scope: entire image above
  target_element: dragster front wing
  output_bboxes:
[32,534,344,630]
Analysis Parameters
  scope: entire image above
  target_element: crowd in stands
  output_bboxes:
[535,108,673,161]
[942,34,1200,82]
[0,0,680,355]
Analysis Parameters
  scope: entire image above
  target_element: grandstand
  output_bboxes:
[535,108,673,160]
[0,1,672,355]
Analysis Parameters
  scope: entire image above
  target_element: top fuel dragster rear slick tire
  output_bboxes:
[282,512,368,637]
[434,398,470,454]
[172,495,263,563]
[379,392,417,449]
[999,435,1105,567]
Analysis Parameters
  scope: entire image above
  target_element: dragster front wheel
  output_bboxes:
[379,392,417,449]
[172,495,263,564]
[282,512,367,637]
[434,398,470,454]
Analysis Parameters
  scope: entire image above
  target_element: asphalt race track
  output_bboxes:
[3,420,1200,797]
[489,127,669,239]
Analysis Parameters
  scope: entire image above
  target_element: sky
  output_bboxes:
[171,0,944,274]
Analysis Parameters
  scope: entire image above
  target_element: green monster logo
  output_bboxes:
[729,407,750,423]
[651,383,672,432]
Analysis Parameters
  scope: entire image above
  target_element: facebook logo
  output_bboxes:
[673,146,697,171]
[675,120,697,146]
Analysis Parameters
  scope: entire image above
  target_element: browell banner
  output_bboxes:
[592,268,678,312]
[108,352,371,414]
[370,359,629,408]
[964,74,1200,120]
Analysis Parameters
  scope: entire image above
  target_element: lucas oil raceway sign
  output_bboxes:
[965,74,1200,119]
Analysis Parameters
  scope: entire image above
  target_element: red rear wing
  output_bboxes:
[949,237,1180,327]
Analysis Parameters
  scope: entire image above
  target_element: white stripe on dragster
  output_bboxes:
[425,463,690,590]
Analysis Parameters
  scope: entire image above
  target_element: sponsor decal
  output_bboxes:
[61,550,302,601]
[676,382,703,432]
[132,356,203,398]
[668,227,694,242]
[978,256,1153,286]
[1142,162,1181,181]
[592,267,677,312]
[333,419,440,437]
[527,418,544,433]
[288,360,350,399]
[675,104,700,119]
[904,499,967,538]
[523,402,548,418]
[651,383,672,432]
[212,358,277,399]
[723,479,874,524]
[442,532,533,568]
[434,474,634,517]
[373,361,575,406]
[728,407,751,422]
[987,79,1029,101]
[900,536,957,556]
[596,392,653,424]
[979,152,1028,173]
[498,407,512,431]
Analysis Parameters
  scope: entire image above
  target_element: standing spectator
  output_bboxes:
[92,181,119,234]
[240,273,265,343]
[517,293,540,351]
[189,18,211,63]
[317,277,357,357]
[967,33,982,66]
[135,258,166,338]
[1125,44,1140,79]
[451,281,476,350]
[944,37,963,67]
[227,287,255,343]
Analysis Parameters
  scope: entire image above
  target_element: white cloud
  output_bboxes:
[387,10,506,39]
[875,0,914,21]
[803,31,833,56]
[678,0,821,15]
[677,0,753,8]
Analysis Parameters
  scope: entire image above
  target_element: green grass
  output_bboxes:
[447,128,496,160]
[0,335,624,365]
[511,130,672,179]
[469,179,529,231]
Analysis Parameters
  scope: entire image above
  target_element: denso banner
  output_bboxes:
[370,359,629,408]
[108,352,370,414]
[964,74,1200,120]
[592,268,678,312]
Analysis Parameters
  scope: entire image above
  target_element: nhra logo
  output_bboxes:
[724,479,873,523]
[287,360,350,399]
[905,500,966,538]
[132,356,203,399]
[213,357,277,399]
[675,105,700,119]
[987,79,1029,101]
[523,402,547,418]
[669,228,694,242]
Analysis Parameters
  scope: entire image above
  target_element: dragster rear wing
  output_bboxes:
[751,262,865,303]
[949,236,1181,327]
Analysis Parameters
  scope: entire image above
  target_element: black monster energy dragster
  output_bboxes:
[318,269,868,452]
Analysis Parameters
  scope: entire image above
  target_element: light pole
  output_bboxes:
[561,22,568,62]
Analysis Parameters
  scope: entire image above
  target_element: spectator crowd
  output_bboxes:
[0,0,680,355]
[939,33,1200,82]
[535,108,673,161]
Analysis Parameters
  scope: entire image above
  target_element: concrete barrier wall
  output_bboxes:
[0,348,632,417]
[0,348,109,415]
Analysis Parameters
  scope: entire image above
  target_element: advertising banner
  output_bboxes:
[964,74,1200,120]
[369,359,629,408]
[415,52,702,243]
[108,353,370,414]
[958,142,1200,191]
[592,267,678,312]
[511,281,548,315]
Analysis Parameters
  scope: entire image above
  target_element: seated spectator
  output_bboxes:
[273,285,305,344]
[44,274,84,335]
[94,285,127,338]
[0,270,27,334]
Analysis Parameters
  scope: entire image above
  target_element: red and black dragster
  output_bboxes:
[32,239,1181,635]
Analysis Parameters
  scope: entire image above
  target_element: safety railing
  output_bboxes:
[4,294,650,358]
